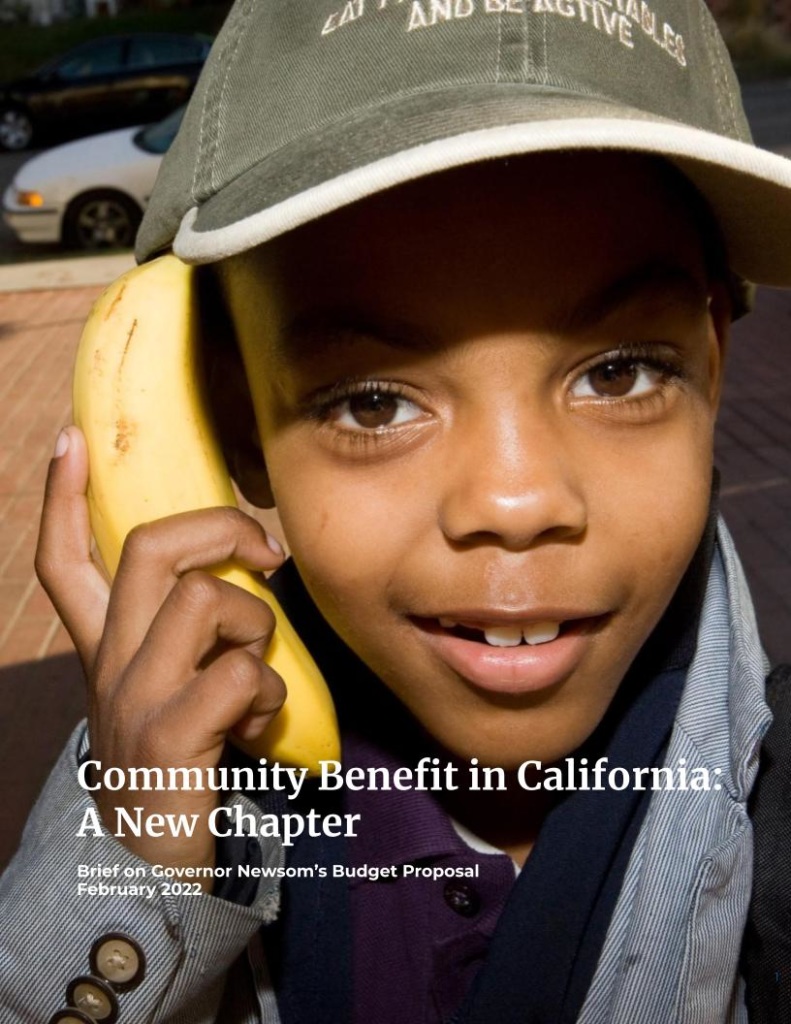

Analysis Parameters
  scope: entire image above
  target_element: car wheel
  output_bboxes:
[63,191,142,251]
[0,106,34,151]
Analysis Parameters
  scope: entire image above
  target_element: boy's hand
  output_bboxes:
[35,426,286,887]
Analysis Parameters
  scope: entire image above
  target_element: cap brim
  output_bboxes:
[170,88,791,287]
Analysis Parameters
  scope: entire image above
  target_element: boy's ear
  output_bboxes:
[200,271,275,509]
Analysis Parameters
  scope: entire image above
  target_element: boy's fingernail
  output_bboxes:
[53,429,70,458]
[266,534,284,557]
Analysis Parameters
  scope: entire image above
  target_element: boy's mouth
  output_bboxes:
[435,619,562,647]
[411,614,606,695]
[413,613,607,646]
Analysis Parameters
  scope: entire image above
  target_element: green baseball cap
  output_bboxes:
[137,0,791,289]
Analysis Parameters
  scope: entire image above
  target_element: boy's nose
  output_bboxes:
[437,414,588,551]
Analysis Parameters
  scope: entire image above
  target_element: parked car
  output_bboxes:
[2,105,183,249]
[0,33,209,151]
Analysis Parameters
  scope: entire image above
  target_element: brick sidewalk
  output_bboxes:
[0,282,790,866]
[717,286,791,664]
[0,286,101,668]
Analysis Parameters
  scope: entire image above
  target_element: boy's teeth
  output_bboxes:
[523,622,561,645]
[483,625,524,647]
[437,618,563,646]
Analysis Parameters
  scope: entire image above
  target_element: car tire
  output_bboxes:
[0,106,34,151]
[63,190,143,251]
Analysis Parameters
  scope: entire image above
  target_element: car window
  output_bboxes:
[136,106,185,155]
[127,36,207,70]
[56,39,124,80]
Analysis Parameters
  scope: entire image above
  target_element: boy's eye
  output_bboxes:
[571,358,666,400]
[331,389,422,430]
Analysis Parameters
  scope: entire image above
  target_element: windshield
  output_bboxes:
[135,106,185,155]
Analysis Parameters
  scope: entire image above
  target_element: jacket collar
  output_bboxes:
[675,518,771,803]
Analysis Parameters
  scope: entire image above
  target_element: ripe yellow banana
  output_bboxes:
[72,253,340,773]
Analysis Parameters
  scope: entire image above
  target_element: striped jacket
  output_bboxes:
[0,519,771,1023]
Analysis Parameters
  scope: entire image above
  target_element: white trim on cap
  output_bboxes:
[172,117,791,283]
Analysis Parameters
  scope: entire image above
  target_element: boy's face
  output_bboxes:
[221,153,728,769]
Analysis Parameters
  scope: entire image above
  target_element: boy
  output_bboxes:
[3,1,791,1021]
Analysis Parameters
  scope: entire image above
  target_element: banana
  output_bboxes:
[72,253,340,773]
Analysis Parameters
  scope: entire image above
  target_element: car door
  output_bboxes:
[29,38,126,137]
[110,35,209,125]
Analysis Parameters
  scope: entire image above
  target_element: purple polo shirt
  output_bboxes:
[343,732,518,1024]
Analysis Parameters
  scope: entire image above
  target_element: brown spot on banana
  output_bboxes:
[103,281,126,321]
[118,319,137,377]
[114,417,135,455]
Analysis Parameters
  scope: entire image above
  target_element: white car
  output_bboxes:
[2,106,182,250]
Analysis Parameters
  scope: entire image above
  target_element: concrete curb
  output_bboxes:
[0,252,135,293]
